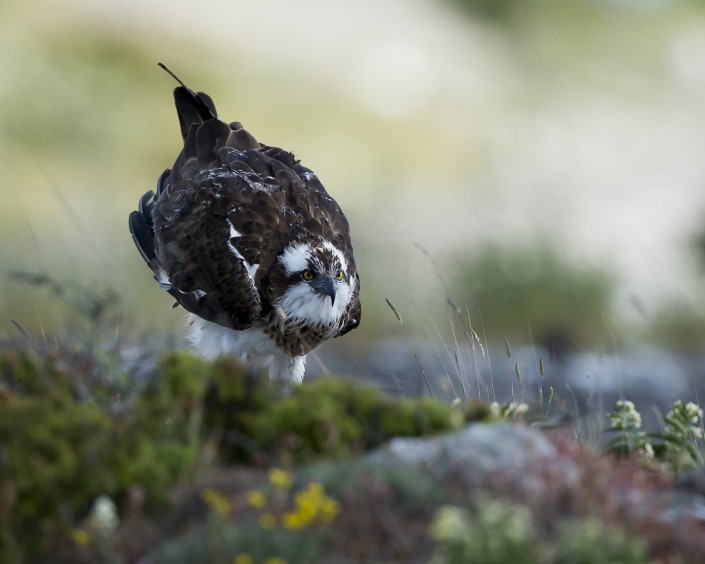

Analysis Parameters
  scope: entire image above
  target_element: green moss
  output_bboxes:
[0,347,496,561]
[243,377,488,464]
[0,350,207,559]
[200,357,275,463]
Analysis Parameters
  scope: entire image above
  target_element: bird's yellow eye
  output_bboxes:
[336,272,344,281]
[302,270,314,281]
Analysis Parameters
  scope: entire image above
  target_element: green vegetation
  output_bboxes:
[4,1,705,561]
[0,349,205,559]
[605,399,704,475]
[644,224,705,351]
[0,342,491,561]
[552,518,651,564]
[157,474,338,564]
[4,276,700,562]
[430,501,650,564]
[643,300,705,354]
[430,499,539,564]
[1,334,704,562]
[203,357,490,465]
[452,242,615,347]
[445,0,555,24]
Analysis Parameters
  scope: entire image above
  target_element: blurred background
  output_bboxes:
[4,0,705,399]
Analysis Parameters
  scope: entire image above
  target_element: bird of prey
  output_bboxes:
[129,65,361,383]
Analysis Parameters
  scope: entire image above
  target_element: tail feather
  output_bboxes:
[131,66,224,285]
[158,63,218,139]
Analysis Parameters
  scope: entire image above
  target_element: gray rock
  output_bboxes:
[562,345,692,431]
[564,345,689,399]
[367,422,579,493]
[365,420,705,530]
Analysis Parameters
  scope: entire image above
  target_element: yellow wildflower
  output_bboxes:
[306,482,324,499]
[201,488,231,517]
[282,511,306,530]
[71,528,90,546]
[246,489,266,509]
[258,512,276,529]
[293,492,317,522]
[268,467,293,490]
[233,553,253,564]
[304,505,318,522]
[283,481,341,526]
[320,498,340,522]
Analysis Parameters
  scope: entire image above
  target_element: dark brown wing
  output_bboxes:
[129,85,263,329]
[130,77,361,336]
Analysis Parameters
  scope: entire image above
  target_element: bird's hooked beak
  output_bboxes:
[312,275,337,306]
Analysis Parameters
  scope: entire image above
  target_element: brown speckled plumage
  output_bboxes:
[129,67,360,380]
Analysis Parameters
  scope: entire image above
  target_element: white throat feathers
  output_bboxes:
[276,241,355,329]
[186,314,307,383]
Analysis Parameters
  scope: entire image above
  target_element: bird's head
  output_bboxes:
[274,240,357,328]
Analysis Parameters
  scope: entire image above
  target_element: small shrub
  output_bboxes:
[445,0,526,23]
[244,378,489,464]
[644,300,705,353]
[429,501,652,564]
[0,344,495,561]
[430,499,538,564]
[553,518,651,564]
[452,243,614,348]
[155,474,340,564]
[651,400,704,474]
[603,400,650,459]
[604,399,704,475]
[0,350,207,560]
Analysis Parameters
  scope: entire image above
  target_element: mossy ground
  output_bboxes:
[0,344,490,562]
[1,342,703,563]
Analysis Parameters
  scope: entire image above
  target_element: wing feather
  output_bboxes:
[130,71,361,340]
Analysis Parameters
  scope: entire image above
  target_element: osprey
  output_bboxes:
[129,65,361,383]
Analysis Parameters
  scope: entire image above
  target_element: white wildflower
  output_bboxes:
[480,499,533,543]
[609,414,626,430]
[87,494,119,536]
[609,400,641,429]
[685,402,703,424]
[430,505,468,542]
[490,401,529,419]
[630,410,642,429]
[667,400,683,420]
